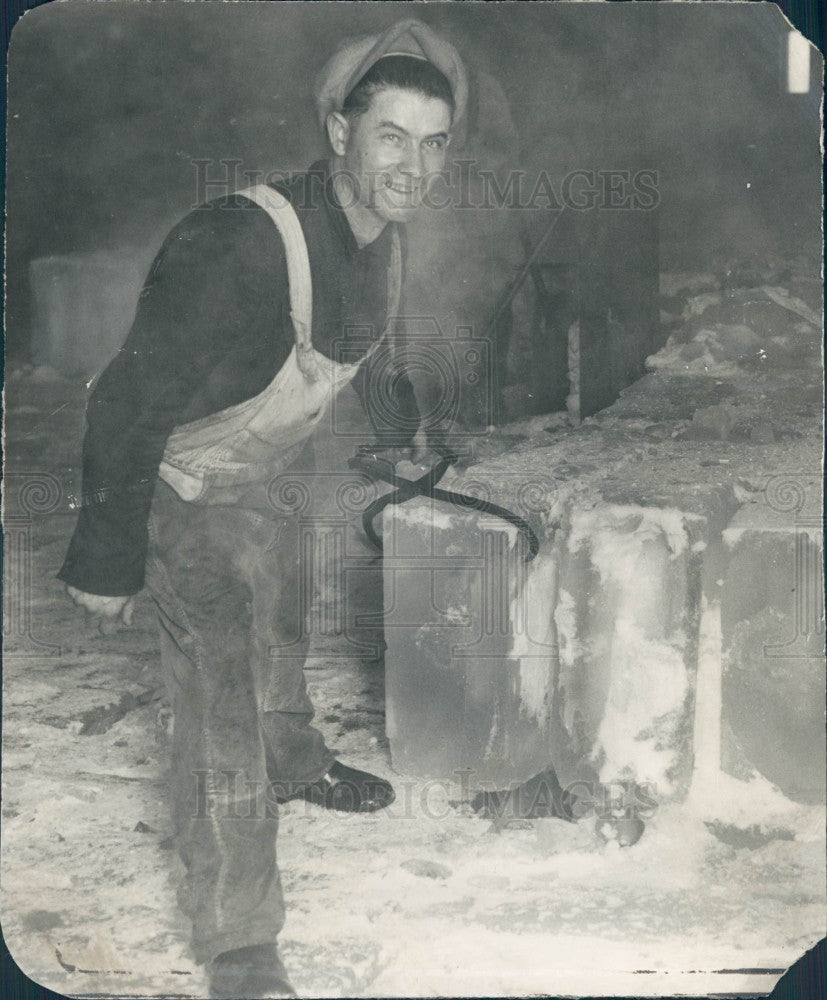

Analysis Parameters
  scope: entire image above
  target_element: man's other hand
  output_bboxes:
[65,585,135,635]
[410,427,429,464]
[377,429,430,468]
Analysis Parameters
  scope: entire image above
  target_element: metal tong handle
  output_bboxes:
[348,446,539,562]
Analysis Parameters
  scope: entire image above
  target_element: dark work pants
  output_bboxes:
[145,479,334,965]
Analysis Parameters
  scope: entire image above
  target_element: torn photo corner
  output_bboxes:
[2,2,824,998]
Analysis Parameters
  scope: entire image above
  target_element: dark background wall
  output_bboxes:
[5,1,823,361]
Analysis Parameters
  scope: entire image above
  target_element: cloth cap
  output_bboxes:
[314,18,468,137]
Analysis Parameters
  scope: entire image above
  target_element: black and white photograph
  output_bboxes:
[2,2,824,997]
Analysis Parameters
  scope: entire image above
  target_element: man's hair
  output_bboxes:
[341,55,455,120]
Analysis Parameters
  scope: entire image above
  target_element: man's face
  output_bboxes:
[335,86,452,225]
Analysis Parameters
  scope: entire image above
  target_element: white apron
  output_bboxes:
[157,184,402,503]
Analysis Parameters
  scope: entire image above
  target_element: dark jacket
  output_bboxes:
[58,161,420,597]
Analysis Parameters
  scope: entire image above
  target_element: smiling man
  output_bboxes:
[328,60,453,237]
[58,19,467,999]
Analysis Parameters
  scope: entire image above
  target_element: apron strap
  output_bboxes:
[238,184,404,374]
[237,184,321,381]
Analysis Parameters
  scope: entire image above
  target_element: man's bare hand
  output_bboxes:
[410,428,429,464]
[65,585,135,635]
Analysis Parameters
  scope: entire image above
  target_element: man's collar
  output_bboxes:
[313,159,394,259]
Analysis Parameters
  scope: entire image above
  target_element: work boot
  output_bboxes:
[273,760,395,813]
[471,764,579,821]
[209,943,296,999]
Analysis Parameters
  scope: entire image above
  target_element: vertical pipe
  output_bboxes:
[690,594,723,789]
[787,31,811,94]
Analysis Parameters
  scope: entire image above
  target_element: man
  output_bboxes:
[59,19,467,998]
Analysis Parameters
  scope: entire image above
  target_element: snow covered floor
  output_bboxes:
[2,666,823,999]
[2,263,825,997]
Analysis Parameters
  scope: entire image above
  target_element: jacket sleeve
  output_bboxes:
[351,348,422,448]
[57,201,290,596]
[351,227,422,448]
